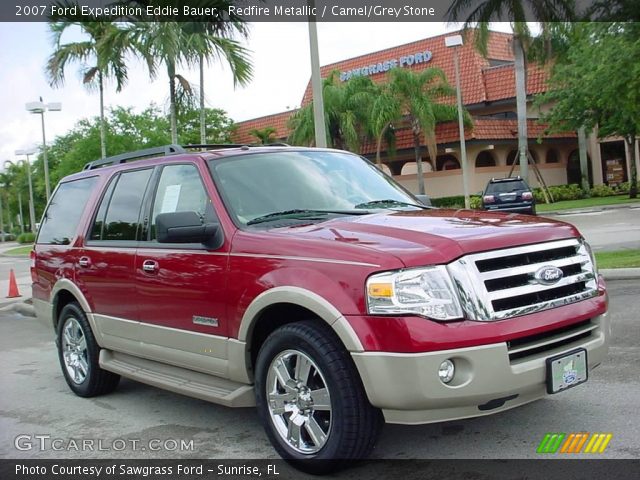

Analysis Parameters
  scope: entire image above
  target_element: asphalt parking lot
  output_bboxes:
[0,280,638,465]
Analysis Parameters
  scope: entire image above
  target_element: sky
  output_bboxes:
[0,21,515,169]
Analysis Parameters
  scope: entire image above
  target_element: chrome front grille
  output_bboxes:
[447,239,598,321]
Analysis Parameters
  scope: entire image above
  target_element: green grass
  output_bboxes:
[595,249,640,269]
[537,195,640,212]
[3,245,33,256]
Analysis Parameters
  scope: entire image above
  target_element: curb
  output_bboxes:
[543,202,640,216]
[0,299,35,317]
[599,268,640,280]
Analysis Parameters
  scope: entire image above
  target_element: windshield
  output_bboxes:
[208,150,418,225]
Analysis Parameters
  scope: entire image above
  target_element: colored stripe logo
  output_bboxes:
[537,433,612,454]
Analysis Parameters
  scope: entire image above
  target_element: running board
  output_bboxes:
[99,350,256,407]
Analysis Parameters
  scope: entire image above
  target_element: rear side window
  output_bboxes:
[37,177,98,245]
[90,168,152,242]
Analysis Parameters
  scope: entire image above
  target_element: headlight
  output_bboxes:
[366,266,463,321]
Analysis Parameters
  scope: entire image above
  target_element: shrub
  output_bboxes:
[431,195,482,210]
[590,184,616,197]
[469,196,483,209]
[431,195,466,208]
[17,232,36,244]
[1,233,16,242]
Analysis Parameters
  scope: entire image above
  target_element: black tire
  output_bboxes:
[255,321,383,474]
[56,302,120,397]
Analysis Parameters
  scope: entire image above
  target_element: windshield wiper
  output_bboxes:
[246,209,367,226]
[354,199,431,210]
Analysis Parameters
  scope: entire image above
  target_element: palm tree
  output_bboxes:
[288,71,377,151]
[446,2,576,181]
[250,127,278,145]
[181,8,250,145]
[371,68,459,195]
[129,21,252,144]
[47,21,131,159]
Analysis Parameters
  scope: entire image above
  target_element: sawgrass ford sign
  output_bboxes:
[340,50,433,81]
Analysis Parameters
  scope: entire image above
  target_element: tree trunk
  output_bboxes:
[99,71,107,159]
[376,124,389,167]
[168,59,178,145]
[199,53,206,145]
[513,37,529,181]
[413,121,425,195]
[627,134,638,199]
[578,126,590,194]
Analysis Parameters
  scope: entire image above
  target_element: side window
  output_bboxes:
[149,164,214,241]
[89,169,152,242]
[37,177,98,245]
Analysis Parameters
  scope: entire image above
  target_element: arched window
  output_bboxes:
[475,151,496,168]
[546,149,559,164]
[401,162,417,175]
[436,155,460,171]
[567,150,593,186]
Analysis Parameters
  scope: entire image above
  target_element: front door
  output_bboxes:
[134,162,229,376]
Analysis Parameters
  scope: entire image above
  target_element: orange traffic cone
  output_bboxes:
[6,269,21,298]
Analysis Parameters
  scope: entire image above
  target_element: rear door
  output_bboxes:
[75,167,154,352]
[134,162,230,376]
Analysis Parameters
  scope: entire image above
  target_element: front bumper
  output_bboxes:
[351,313,609,424]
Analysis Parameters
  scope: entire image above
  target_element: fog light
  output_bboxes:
[438,359,455,384]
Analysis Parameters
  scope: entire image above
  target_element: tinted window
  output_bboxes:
[89,177,117,241]
[149,164,214,240]
[486,180,528,194]
[37,177,98,245]
[90,169,152,241]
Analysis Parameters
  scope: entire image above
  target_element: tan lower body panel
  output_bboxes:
[99,350,256,408]
[353,314,609,424]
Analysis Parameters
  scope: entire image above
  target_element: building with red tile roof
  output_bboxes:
[233,29,631,197]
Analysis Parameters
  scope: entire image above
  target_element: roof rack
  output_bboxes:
[82,142,291,170]
[183,144,249,150]
[83,144,185,170]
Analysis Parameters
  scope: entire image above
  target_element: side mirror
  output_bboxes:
[414,194,432,207]
[156,211,219,244]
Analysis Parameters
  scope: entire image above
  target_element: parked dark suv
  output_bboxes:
[482,177,536,214]
[32,145,607,472]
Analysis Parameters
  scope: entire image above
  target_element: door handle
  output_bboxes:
[78,256,91,268]
[142,260,159,273]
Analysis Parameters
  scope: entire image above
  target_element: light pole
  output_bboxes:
[26,98,62,201]
[307,1,327,148]
[445,34,470,209]
[14,149,38,234]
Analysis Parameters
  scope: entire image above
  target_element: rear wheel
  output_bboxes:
[255,321,382,474]
[57,302,120,397]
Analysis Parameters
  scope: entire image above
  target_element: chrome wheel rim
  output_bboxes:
[266,349,332,454]
[61,317,89,384]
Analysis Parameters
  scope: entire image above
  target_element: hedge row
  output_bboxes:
[430,182,639,209]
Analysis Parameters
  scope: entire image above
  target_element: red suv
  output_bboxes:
[32,145,609,472]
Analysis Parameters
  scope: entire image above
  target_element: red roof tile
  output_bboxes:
[232,109,296,144]
[359,118,575,154]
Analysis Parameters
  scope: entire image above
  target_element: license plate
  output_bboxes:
[546,348,588,394]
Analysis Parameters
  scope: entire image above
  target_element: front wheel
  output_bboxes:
[255,321,382,473]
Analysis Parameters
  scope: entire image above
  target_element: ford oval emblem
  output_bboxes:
[534,266,564,285]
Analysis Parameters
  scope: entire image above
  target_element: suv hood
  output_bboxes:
[273,209,580,266]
